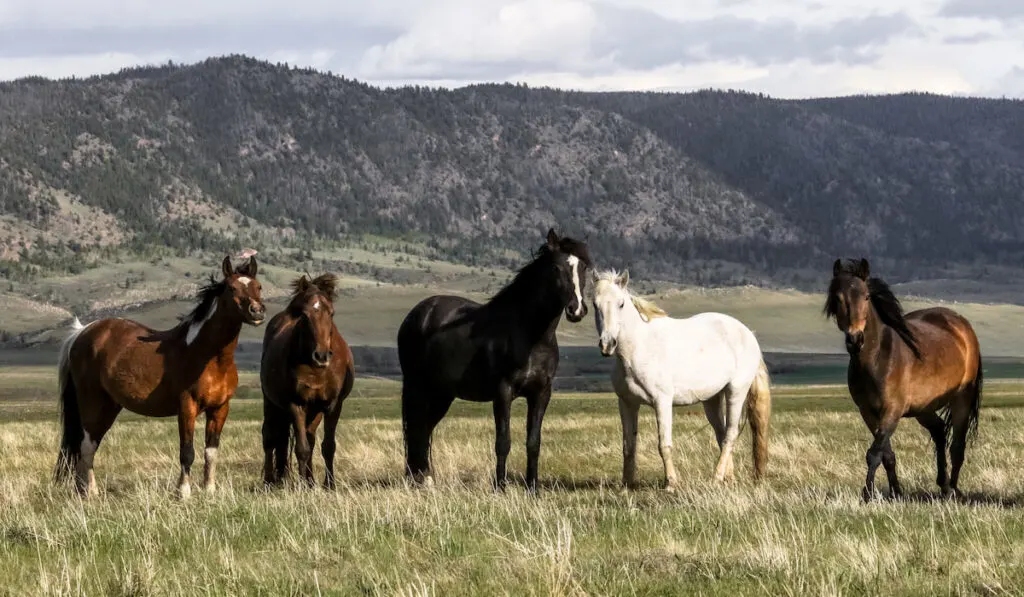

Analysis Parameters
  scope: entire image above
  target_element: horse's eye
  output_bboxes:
[618,301,625,309]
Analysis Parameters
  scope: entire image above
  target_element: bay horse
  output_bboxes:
[593,270,771,490]
[55,255,266,498]
[260,273,355,489]
[397,229,593,493]
[825,258,983,501]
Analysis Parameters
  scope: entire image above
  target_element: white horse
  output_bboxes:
[592,270,772,490]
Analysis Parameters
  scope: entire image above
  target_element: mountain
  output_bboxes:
[1,55,1023,290]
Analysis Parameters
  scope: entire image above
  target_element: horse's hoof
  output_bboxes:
[663,484,677,494]
[861,487,876,503]
[178,483,192,501]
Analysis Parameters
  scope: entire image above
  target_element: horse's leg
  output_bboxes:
[177,399,200,499]
[714,387,746,483]
[304,410,324,486]
[524,385,552,493]
[203,401,230,492]
[862,411,900,502]
[289,403,314,486]
[618,396,640,490]
[652,398,678,491]
[322,399,344,490]
[402,383,454,486]
[917,413,949,495]
[948,395,973,497]
[880,436,902,500]
[702,393,730,480]
[493,388,514,491]
[262,400,287,485]
[76,390,122,497]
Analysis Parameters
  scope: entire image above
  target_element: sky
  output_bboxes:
[0,0,1022,98]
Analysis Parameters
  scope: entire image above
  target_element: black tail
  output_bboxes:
[967,357,982,442]
[944,356,982,446]
[54,369,83,483]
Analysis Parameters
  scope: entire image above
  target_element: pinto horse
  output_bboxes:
[55,255,266,498]
[398,229,592,492]
[260,274,355,488]
[825,258,983,501]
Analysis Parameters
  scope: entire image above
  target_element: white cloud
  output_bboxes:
[0,0,1022,98]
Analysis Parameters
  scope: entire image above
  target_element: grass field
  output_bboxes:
[3,368,1024,595]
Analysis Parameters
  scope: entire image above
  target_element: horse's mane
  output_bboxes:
[594,270,668,323]
[825,260,921,359]
[487,240,593,308]
[180,276,225,327]
[289,273,338,307]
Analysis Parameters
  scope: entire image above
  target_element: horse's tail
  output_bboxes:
[746,357,772,480]
[957,354,983,444]
[54,317,87,483]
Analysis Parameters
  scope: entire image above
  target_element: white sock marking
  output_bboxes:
[567,255,583,316]
[186,302,217,345]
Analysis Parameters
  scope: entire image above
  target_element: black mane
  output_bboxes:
[867,277,922,359]
[180,276,224,326]
[486,238,592,311]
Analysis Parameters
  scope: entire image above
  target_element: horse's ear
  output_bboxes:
[617,270,630,288]
[546,228,559,249]
[237,256,258,277]
[832,259,842,278]
[855,258,869,280]
[222,256,234,279]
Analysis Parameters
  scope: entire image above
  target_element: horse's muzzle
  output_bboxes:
[312,350,332,368]
[599,338,617,357]
[248,303,266,325]
[845,331,864,354]
[565,302,587,323]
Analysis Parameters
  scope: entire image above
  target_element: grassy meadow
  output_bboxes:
[3,368,1024,596]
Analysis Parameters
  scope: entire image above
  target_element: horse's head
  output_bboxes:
[824,258,871,354]
[288,274,338,368]
[221,255,266,326]
[592,269,631,356]
[541,228,593,323]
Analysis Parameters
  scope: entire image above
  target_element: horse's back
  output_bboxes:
[905,306,981,377]
[397,295,480,370]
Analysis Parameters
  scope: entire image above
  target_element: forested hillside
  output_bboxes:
[2,55,1023,288]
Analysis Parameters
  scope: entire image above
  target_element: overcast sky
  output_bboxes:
[1,0,1022,98]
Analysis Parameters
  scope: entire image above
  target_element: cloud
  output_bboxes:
[0,0,1021,98]
[940,0,1024,21]
[593,8,915,69]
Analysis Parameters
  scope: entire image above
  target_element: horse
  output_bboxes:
[55,255,266,498]
[397,228,593,492]
[260,273,355,489]
[592,270,771,490]
[824,258,983,501]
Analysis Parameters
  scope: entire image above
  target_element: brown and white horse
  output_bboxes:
[260,274,355,488]
[55,255,266,498]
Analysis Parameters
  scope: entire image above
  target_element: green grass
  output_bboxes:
[3,367,1024,595]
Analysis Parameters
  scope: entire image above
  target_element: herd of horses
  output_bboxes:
[51,229,984,503]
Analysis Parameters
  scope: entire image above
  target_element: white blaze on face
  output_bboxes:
[567,255,583,316]
[186,302,217,346]
[237,277,252,287]
[313,299,320,310]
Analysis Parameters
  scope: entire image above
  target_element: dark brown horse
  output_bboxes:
[260,274,355,488]
[825,258,982,501]
[55,255,266,498]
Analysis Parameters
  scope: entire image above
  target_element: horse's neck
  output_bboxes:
[485,283,563,338]
[854,305,887,371]
[186,311,243,364]
[614,306,650,360]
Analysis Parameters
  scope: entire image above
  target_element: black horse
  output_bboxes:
[398,229,593,492]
